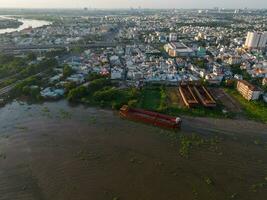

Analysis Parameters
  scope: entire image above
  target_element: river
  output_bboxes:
[0,16,51,34]
[0,100,267,200]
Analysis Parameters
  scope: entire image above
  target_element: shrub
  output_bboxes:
[67,86,88,102]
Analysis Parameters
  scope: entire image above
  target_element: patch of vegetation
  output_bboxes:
[225,88,267,123]
[179,134,221,158]
[15,126,29,130]
[250,181,267,192]
[42,107,50,113]
[59,109,72,119]
[203,176,214,185]
[0,54,26,78]
[138,86,161,110]
[165,105,233,119]
[63,64,74,78]
[12,77,43,101]
[7,58,58,100]
[88,116,97,124]
[230,64,252,81]
[138,86,233,119]
[67,76,140,110]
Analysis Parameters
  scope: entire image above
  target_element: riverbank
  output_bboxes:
[0,18,22,29]
[0,100,267,200]
[0,15,51,34]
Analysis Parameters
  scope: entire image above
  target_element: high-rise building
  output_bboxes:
[245,32,267,49]
[169,33,177,42]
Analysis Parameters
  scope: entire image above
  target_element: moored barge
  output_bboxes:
[119,105,182,130]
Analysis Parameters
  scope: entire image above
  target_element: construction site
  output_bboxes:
[178,82,217,108]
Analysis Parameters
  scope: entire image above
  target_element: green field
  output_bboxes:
[138,87,161,110]
[225,88,267,123]
[137,86,231,119]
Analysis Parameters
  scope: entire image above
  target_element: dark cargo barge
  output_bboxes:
[119,105,182,130]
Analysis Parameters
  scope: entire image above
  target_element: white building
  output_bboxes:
[245,32,267,49]
[164,42,194,57]
[111,67,123,80]
[169,33,177,42]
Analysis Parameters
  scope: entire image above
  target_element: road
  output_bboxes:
[0,83,17,96]
[0,73,19,84]
[0,42,118,52]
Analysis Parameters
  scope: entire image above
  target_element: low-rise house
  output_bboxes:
[49,74,63,83]
[205,73,224,84]
[228,56,242,65]
[66,74,85,84]
[41,88,65,99]
[234,74,243,80]
[262,77,267,86]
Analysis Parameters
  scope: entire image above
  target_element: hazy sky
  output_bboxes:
[0,0,266,9]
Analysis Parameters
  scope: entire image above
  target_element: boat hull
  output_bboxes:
[120,106,182,130]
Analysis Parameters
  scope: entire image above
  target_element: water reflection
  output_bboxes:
[0,15,51,34]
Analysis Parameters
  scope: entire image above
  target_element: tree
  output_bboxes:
[63,65,73,78]
[87,78,110,94]
[67,86,88,102]
[27,52,37,61]
[87,73,103,81]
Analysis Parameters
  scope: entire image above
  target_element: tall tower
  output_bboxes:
[258,32,267,49]
[245,32,267,49]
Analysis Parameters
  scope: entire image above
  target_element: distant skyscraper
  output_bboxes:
[245,32,267,49]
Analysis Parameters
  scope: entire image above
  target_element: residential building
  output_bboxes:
[169,33,177,42]
[196,47,206,57]
[237,80,262,101]
[228,56,242,65]
[245,32,267,49]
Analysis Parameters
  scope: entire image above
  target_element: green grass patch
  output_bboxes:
[179,134,221,158]
[138,87,161,110]
[225,88,267,123]
[165,106,231,118]
[138,86,232,119]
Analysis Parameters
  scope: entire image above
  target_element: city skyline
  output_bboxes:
[0,0,266,9]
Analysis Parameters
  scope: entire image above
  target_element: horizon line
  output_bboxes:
[0,7,266,10]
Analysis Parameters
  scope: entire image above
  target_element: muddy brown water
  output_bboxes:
[0,100,267,200]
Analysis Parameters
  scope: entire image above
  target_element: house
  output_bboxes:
[237,80,262,101]
[234,74,243,80]
[228,56,242,65]
[66,74,85,84]
[49,74,63,83]
[111,67,123,80]
[262,78,267,86]
[40,88,65,99]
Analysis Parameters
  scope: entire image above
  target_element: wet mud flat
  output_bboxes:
[0,100,267,200]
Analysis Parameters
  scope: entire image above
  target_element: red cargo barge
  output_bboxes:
[119,105,182,130]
